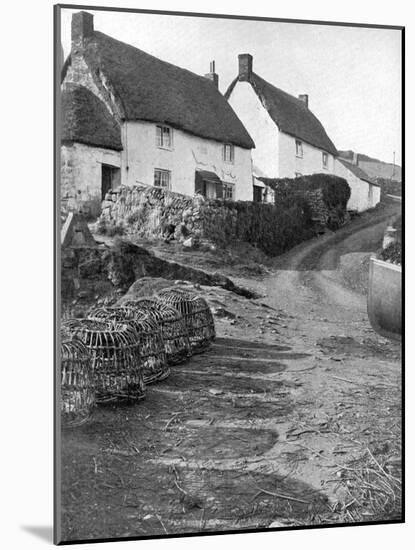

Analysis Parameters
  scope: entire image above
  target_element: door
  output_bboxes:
[101,164,120,200]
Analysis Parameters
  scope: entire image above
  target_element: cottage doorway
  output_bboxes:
[101,164,121,200]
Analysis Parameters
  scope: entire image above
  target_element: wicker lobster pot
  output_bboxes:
[156,288,215,353]
[87,306,169,384]
[61,336,95,428]
[123,297,191,364]
[62,318,145,403]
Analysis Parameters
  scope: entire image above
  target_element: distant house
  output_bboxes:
[225,54,338,201]
[335,154,381,212]
[61,11,255,217]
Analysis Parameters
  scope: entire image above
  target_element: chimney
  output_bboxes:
[298,94,309,108]
[71,11,94,49]
[352,152,359,166]
[204,60,219,88]
[238,54,253,81]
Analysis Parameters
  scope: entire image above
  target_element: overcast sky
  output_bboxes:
[60,8,402,166]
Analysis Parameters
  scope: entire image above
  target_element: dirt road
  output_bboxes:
[61,205,402,542]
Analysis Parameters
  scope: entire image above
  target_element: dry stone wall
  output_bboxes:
[98,184,316,256]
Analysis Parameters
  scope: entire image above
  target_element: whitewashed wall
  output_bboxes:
[372,185,381,207]
[121,120,253,201]
[227,81,280,178]
[278,132,336,178]
[227,81,337,179]
[61,143,121,217]
[335,160,380,212]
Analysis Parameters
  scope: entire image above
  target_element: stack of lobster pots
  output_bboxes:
[60,287,216,428]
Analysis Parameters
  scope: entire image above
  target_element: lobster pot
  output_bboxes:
[62,319,145,403]
[88,306,169,385]
[157,288,215,353]
[123,298,191,364]
[61,336,95,427]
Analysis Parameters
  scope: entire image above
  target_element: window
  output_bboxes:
[223,143,234,163]
[295,140,303,157]
[222,182,235,200]
[156,125,172,148]
[253,185,263,203]
[295,140,303,158]
[322,152,328,168]
[295,172,302,178]
[154,169,171,189]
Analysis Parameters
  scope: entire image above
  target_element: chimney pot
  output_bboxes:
[71,11,94,49]
[238,54,253,81]
[298,94,309,108]
[352,152,359,166]
[204,60,219,88]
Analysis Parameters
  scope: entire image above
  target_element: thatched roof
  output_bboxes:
[61,84,123,151]
[225,73,337,156]
[338,159,380,186]
[66,31,254,150]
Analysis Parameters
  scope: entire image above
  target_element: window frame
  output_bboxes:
[222,181,235,200]
[156,125,173,149]
[223,143,235,164]
[322,152,329,169]
[295,140,303,158]
[154,168,172,190]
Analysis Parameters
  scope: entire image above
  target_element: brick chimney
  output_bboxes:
[204,60,219,88]
[71,11,94,50]
[352,152,359,166]
[298,94,309,108]
[238,54,253,81]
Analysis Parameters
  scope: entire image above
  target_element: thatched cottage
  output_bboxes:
[225,54,338,202]
[61,11,255,218]
[336,154,381,212]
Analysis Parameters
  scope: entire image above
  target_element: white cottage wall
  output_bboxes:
[226,81,280,178]
[278,132,336,178]
[121,120,253,201]
[335,160,373,212]
[371,185,381,208]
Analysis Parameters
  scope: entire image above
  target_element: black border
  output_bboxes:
[54,4,405,546]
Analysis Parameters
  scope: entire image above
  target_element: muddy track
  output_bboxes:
[60,205,402,541]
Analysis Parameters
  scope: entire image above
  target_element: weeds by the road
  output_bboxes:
[335,445,401,523]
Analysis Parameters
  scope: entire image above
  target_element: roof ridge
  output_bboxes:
[69,29,255,149]
[225,69,337,155]
[93,30,217,85]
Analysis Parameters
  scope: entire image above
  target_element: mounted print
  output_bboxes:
[54,4,403,544]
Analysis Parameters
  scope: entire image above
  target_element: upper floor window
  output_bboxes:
[154,168,171,189]
[295,140,303,158]
[295,172,302,178]
[222,181,235,200]
[223,143,234,163]
[156,125,173,149]
[322,152,328,168]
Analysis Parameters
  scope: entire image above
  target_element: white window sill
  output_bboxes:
[157,145,174,151]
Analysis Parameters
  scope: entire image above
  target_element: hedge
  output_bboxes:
[200,197,315,256]
[261,173,351,210]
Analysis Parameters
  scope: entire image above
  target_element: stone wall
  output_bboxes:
[98,184,316,256]
[61,142,121,221]
[99,184,200,239]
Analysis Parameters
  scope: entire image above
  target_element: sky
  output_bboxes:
[60,8,402,166]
